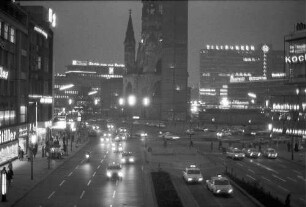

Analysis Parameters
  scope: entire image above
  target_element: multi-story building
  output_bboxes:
[54,60,125,120]
[199,44,284,108]
[123,0,189,121]
[0,2,54,165]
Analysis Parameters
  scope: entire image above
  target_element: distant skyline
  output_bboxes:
[20,1,305,87]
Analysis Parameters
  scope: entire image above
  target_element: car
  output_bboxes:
[185,129,195,135]
[206,174,234,196]
[182,165,203,183]
[263,148,278,159]
[226,147,245,160]
[135,131,148,138]
[116,133,128,141]
[121,152,135,164]
[156,122,166,128]
[112,143,123,153]
[242,148,261,158]
[158,132,180,140]
[106,162,123,180]
[118,127,128,133]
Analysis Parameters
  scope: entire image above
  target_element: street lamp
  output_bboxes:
[128,95,136,138]
[1,167,7,202]
[30,133,37,180]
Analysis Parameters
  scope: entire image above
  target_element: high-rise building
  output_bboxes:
[0,2,54,165]
[199,44,284,108]
[123,0,189,121]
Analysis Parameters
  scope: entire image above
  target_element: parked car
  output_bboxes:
[263,148,278,159]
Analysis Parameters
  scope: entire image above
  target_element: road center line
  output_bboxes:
[87,180,92,186]
[273,174,286,182]
[237,163,243,167]
[80,190,85,199]
[261,176,271,182]
[93,172,96,177]
[246,174,256,181]
[112,190,116,198]
[75,165,79,170]
[248,169,255,174]
[299,197,306,203]
[293,170,302,175]
[252,161,279,174]
[97,165,101,169]
[287,177,297,182]
[278,185,289,192]
[59,180,66,186]
[101,159,104,163]
[48,191,55,199]
[68,172,73,177]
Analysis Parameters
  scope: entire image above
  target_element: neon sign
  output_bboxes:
[0,66,8,80]
[0,129,17,144]
[34,26,48,39]
[285,53,306,64]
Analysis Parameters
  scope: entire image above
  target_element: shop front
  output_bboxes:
[0,127,18,165]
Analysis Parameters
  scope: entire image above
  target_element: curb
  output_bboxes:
[227,177,265,207]
[11,140,89,207]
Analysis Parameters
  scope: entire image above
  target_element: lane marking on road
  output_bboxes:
[218,157,224,161]
[106,151,109,154]
[87,180,92,186]
[261,176,271,183]
[104,155,106,158]
[116,180,118,186]
[112,190,116,198]
[273,174,286,182]
[75,165,79,170]
[252,161,279,174]
[97,165,101,169]
[80,190,85,199]
[297,175,306,182]
[93,172,96,177]
[48,191,55,199]
[248,169,255,174]
[59,180,66,186]
[287,177,297,183]
[101,159,104,163]
[246,174,256,181]
[293,170,302,175]
[237,163,243,167]
[141,165,143,171]
[278,185,289,192]
[68,172,73,177]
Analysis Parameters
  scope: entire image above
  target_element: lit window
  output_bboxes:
[10,27,15,43]
[37,57,41,69]
[4,24,9,40]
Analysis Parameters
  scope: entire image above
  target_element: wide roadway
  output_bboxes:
[14,137,145,207]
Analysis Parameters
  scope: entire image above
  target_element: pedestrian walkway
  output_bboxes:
[0,140,89,207]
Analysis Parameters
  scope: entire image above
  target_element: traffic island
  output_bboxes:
[151,171,183,207]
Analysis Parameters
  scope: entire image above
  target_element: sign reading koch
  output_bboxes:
[285,53,306,64]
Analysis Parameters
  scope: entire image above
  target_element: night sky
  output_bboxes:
[20,1,305,87]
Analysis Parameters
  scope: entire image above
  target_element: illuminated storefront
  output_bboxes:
[0,128,18,165]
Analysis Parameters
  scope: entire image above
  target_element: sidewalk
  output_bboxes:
[0,139,89,207]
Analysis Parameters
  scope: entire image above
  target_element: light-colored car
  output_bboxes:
[121,152,135,164]
[226,147,245,160]
[112,143,123,153]
[106,162,123,180]
[206,175,234,196]
[158,132,180,140]
[242,148,261,158]
[183,165,203,183]
[263,148,278,159]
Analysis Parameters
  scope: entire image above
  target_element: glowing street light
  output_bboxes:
[143,97,150,106]
[118,97,125,106]
[88,91,98,96]
[248,92,256,99]
[128,95,136,106]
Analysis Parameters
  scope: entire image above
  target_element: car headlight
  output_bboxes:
[198,178,203,181]
[100,138,104,142]
[107,172,111,177]
[228,189,233,193]
[118,172,123,177]
[129,158,134,162]
[119,147,123,151]
[268,153,271,157]
[258,153,261,156]
[250,153,253,156]
[234,154,238,157]
[122,137,126,140]
[106,138,109,142]
[216,189,221,193]
[187,178,192,182]
[85,154,90,159]
[121,158,126,163]
[275,153,278,156]
[112,147,116,151]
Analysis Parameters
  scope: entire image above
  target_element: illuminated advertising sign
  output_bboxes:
[0,66,8,80]
[0,129,17,144]
[34,26,48,39]
[285,53,306,64]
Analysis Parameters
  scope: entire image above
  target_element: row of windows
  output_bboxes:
[55,95,69,99]
[0,110,16,127]
[64,91,78,94]
[0,21,15,43]
[0,48,15,70]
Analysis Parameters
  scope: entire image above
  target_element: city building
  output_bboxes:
[199,44,284,108]
[123,0,189,121]
[53,60,125,121]
[0,2,54,165]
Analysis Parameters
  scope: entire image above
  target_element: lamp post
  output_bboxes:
[1,168,7,202]
[128,95,136,138]
[30,133,37,180]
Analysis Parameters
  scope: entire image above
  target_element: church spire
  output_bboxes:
[124,9,135,44]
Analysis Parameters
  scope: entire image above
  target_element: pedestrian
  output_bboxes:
[8,161,13,171]
[211,141,213,151]
[285,193,291,207]
[218,141,222,150]
[18,146,21,160]
[7,168,13,187]
[294,143,299,152]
